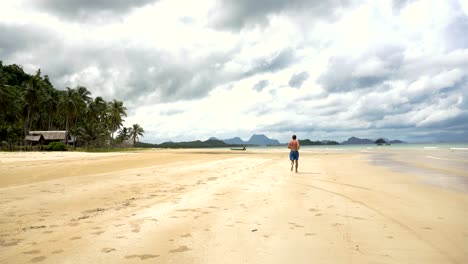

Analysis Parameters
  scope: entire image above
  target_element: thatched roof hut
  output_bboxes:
[25,135,44,142]
[26,131,70,144]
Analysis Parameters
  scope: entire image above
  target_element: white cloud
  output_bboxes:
[1,0,467,143]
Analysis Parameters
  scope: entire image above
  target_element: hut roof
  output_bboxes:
[25,135,43,142]
[28,131,69,140]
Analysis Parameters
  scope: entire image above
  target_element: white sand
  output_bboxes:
[0,149,467,263]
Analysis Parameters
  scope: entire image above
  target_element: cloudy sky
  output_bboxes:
[1,0,468,143]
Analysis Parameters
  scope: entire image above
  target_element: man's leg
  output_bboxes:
[291,160,294,171]
[295,160,299,173]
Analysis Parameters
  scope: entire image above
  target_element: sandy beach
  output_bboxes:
[1,148,467,263]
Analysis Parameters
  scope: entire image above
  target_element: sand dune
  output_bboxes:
[0,149,467,263]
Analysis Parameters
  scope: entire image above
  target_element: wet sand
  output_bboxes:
[0,149,467,263]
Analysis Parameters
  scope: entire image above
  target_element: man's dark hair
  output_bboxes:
[292,135,297,140]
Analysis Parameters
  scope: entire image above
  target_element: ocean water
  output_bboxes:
[359,144,468,192]
[247,143,468,152]
[246,143,468,192]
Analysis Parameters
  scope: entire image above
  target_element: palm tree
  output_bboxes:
[58,88,81,144]
[76,86,92,104]
[21,71,45,136]
[108,100,127,143]
[0,84,20,126]
[129,124,144,145]
[72,86,92,147]
[44,88,59,130]
[88,96,108,124]
[117,127,131,142]
[74,120,109,148]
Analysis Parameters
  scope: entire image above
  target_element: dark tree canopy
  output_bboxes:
[0,61,142,149]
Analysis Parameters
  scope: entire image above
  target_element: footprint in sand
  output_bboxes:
[169,246,192,253]
[180,233,191,238]
[69,236,81,240]
[30,256,47,262]
[22,250,41,255]
[51,249,64,254]
[289,222,304,228]
[102,248,116,253]
[125,254,159,260]
[1,240,21,247]
[304,233,317,236]
[131,224,141,233]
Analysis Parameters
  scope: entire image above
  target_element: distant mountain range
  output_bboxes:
[221,134,281,146]
[299,139,340,145]
[222,137,245,145]
[341,137,405,145]
[137,135,406,148]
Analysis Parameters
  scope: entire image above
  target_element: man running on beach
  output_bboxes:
[288,135,300,173]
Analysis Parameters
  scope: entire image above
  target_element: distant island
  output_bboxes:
[136,135,405,149]
[342,137,405,145]
[135,139,240,149]
[299,139,340,145]
[223,134,281,146]
[135,134,282,148]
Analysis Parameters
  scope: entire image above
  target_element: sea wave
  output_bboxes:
[451,147,468,151]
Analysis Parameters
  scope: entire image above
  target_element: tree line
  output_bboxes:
[0,61,144,149]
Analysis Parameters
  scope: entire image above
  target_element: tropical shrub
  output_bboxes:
[47,142,67,151]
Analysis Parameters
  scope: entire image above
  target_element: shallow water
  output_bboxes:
[229,143,468,192]
[368,149,468,193]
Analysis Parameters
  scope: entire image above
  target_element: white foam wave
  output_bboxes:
[426,156,451,161]
[424,147,438,149]
[426,156,468,162]
[451,148,468,151]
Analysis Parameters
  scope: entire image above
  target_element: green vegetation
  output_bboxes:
[375,138,389,145]
[135,139,241,149]
[0,61,144,150]
[46,142,67,151]
[299,139,340,145]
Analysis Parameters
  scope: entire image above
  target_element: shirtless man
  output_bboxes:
[287,135,300,173]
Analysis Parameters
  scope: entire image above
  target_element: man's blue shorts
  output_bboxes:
[290,150,299,161]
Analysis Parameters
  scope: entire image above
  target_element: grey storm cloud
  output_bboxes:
[72,47,239,104]
[288,71,309,88]
[253,80,269,92]
[0,23,236,104]
[0,24,56,58]
[0,20,299,107]
[209,0,354,31]
[32,0,157,21]
[318,45,405,92]
[244,48,296,77]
